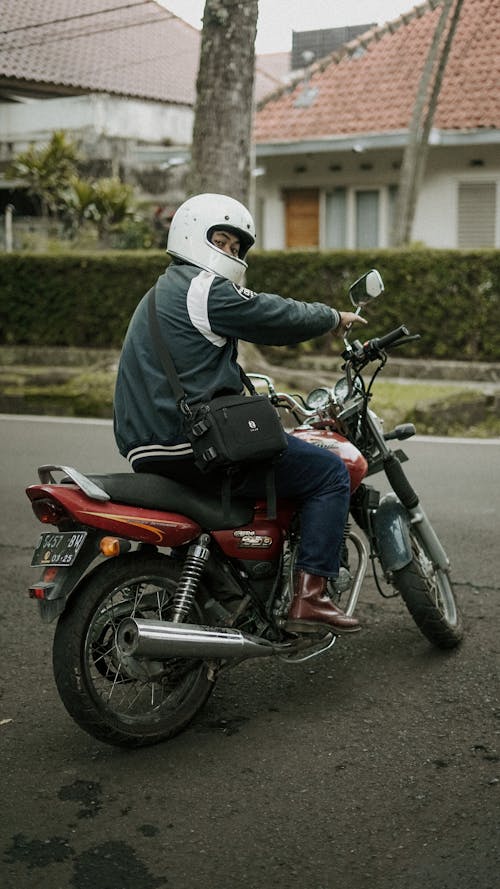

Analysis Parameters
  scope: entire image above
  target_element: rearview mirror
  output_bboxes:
[349,269,384,307]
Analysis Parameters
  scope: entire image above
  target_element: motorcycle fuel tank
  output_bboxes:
[291,428,368,491]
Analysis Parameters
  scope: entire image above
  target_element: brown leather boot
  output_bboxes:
[285,571,361,635]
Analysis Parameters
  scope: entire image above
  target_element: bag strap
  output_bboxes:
[221,465,277,521]
[238,365,257,396]
[147,283,255,402]
[147,285,186,405]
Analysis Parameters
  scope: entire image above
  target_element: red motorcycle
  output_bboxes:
[26,271,462,747]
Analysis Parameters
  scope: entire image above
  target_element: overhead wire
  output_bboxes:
[0,1,155,35]
[0,2,175,53]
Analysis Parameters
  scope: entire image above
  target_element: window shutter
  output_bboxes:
[458,183,496,248]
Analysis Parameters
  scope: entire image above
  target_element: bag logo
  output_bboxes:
[248,419,259,431]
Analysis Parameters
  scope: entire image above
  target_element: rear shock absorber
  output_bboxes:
[171,534,211,623]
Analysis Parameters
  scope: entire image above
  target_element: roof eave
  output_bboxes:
[255,128,500,157]
[0,74,194,108]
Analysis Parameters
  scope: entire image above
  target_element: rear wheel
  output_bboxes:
[53,553,215,747]
[392,529,463,649]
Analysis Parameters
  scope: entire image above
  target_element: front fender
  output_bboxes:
[371,493,412,573]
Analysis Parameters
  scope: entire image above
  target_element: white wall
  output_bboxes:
[413,147,500,247]
[0,93,193,147]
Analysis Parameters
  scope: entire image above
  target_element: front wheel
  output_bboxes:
[392,529,463,649]
[53,553,215,747]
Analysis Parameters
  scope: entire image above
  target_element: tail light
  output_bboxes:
[29,566,59,600]
[31,497,68,525]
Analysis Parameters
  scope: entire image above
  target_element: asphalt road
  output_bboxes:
[1,415,499,889]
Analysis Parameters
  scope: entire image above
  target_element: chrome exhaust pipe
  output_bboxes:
[116,618,275,660]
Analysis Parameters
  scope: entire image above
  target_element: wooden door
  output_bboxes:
[284,188,319,248]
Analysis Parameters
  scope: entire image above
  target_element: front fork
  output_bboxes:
[367,449,450,575]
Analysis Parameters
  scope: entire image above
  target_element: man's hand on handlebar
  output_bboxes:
[334,312,368,337]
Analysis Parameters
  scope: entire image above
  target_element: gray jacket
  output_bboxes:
[113,262,340,467]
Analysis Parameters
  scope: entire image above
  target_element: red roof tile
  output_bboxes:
[0,0,201,105]
[254,0,500,143]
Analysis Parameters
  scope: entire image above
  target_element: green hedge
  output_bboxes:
[0,252,167,349]
[1,249,499,360]
[246,249,500,363]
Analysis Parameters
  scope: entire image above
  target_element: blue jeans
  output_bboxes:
[137,433,351,578]
[231,433,350,577]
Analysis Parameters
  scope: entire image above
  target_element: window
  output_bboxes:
[458,182,496,247]
[356,191,379,248]
[325,188,347,248]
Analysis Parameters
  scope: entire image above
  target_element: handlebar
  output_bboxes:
[247,374,316,420]
[248,318,420,418]
[370,325,410,352]
[347,324,417,365]
[273,391,316,420]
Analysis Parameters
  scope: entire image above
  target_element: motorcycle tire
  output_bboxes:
[52,552,215,748]
[392,528,463,650]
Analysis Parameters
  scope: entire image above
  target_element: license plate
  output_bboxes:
[31,531,87,567]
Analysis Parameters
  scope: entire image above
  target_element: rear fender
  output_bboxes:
[26,483,202,547]
[371,493,412,573]
[30,533,105,623]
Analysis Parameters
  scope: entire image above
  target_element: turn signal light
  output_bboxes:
[100,537,122,557]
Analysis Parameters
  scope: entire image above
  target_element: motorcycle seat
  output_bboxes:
[79,472,255,530]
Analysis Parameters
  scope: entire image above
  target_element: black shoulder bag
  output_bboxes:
[147,285,287,517]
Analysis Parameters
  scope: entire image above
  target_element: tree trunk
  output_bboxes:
[187,0,258,205]
[393,0,463,246]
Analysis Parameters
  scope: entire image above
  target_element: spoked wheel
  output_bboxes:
[53,553,215,747]
[392,529,463,649]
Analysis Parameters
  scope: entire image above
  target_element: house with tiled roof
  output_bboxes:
[0,0,202,211]
[253,0,500,249]
[0,0,292,217]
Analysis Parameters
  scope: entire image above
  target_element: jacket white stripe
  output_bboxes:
[127,442,193,463]
[186,270,227,347]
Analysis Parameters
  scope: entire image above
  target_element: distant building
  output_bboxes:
[2,0,498,250]
[0,0,290,219]
[254,0,500,249]
[291,25,375,70]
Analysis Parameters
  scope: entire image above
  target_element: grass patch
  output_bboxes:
[1,363,498,437]
[368,381,474,429]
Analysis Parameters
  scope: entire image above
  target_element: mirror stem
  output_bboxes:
[343,305,361,339]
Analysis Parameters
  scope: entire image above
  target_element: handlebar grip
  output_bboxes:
[370,325,410,352]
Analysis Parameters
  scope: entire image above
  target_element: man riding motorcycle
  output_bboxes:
[113,193,367,634]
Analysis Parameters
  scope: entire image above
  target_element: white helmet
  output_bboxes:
[166,193,256,285]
